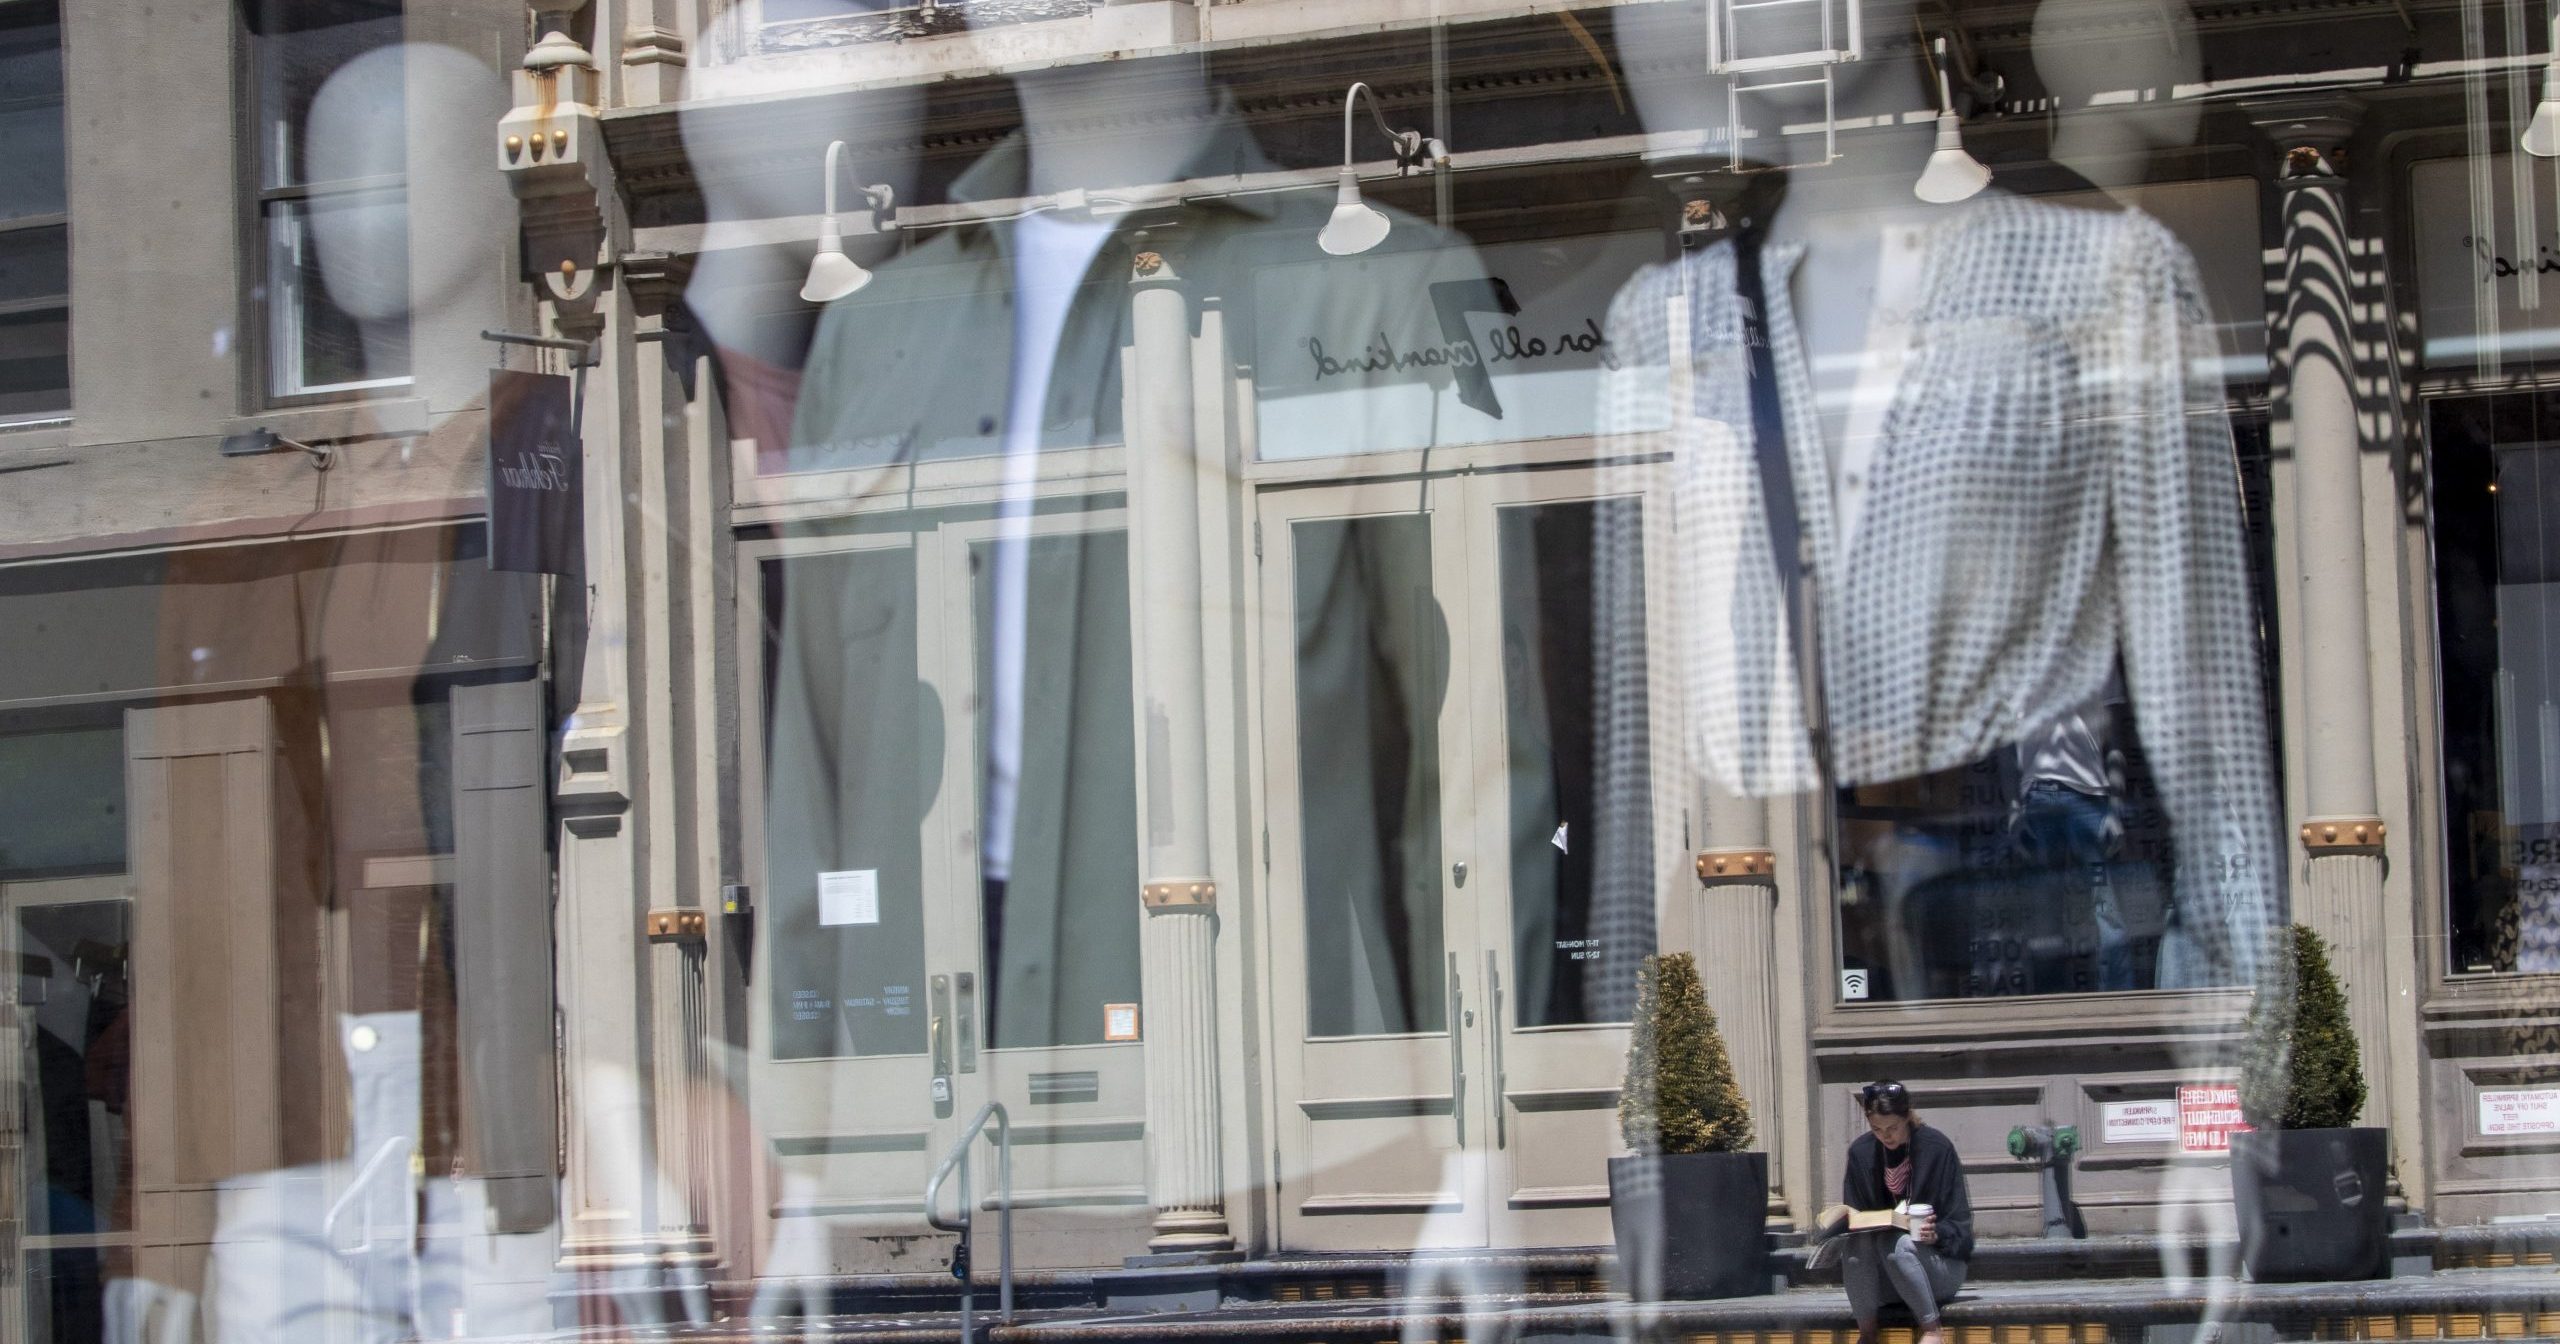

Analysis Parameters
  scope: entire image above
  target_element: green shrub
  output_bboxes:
[2239,923,2366,1130]
[1619,952,1753,1155]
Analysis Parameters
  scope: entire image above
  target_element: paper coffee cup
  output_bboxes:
[1907,1203,1933,1221]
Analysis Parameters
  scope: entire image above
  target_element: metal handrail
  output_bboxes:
[925,1100,1013,1332]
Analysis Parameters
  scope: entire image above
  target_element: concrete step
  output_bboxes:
[662,1267,2560,1343]
[990,1269,2560,1343]
[695,1227,2560,1325]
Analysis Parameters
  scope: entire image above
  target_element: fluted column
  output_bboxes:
[1124,225,1232,1253]
[1694,782,1785,1213]
[2252,97,2392,1126]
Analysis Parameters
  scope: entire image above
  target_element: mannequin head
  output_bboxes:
[678,81,923,363]
[306,43,508,329]
[976,22,1221,198]
[2032,0,2204,187]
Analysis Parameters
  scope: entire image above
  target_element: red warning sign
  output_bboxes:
[2178,1083,2251,1154]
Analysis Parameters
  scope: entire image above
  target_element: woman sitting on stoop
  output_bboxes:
[1828,1080,1976,1344]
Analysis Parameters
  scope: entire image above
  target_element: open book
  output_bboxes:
[1804,1202,1911,1271]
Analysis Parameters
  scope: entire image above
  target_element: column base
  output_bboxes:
[1147,1209,1235,1255]
[551,1239,715,1330]
[1123,1248,1248,1269]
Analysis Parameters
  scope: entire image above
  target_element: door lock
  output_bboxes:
[1451,861,1469,887]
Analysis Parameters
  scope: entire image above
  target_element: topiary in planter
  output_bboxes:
[2231,923,2386,1280]
[2239,923,2366,1131]
[1611,952,1764,1299]
[1619,952,1752,1155]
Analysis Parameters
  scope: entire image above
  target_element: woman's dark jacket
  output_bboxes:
[1844,1123,1975,1260]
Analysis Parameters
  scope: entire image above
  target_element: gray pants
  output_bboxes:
[1842,1234,1966,1327]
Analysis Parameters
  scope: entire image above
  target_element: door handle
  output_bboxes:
[929,974,954,1119]
[1486,952,1507,1149]
[1446,952,1466,1148]
[955,971,978,1075]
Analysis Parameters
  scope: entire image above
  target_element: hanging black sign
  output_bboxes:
[486,369,583,576]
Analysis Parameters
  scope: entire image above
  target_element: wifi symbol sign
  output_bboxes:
[1839,968,1872,1002]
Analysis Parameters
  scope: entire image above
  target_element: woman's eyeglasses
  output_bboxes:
[1859,1081,1911,1115]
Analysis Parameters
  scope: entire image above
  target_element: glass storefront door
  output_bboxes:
[744,512,1149,1273]
[1261,467,1661,1252]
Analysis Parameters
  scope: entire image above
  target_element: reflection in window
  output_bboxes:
[14,899,134,1344]
[244,0,409,399]
[970,531,1141,1049]
[1498,498,1644,1028]
[2433,393,2560,974]
[760,549,934,1059]
[0,1,67,421]
[0,725,123,881]
[1294,515,1445,1038]
[1833,422,2278,1001]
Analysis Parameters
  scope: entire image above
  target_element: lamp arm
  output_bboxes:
[1340,82,1420,170]
[821,140,847,219]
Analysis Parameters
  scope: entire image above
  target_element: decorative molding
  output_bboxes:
[1505,1184,1613,1209]
[769,1130,929,1157]
[757,0,1103,52]
[1296,1192,1464,1215]
[2301,816,2386,856]
[1142,879,1215,911]
[1695,848,1776,886]
[623,25,686,67]
[1297,1093,1453,1121]
[1505,1086,1621,1113]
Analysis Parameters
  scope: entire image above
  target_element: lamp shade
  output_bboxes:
[800,220,873,303]
[1914,113,1991,204]
[2527,65,2560,157]
[1317,168,1392,256]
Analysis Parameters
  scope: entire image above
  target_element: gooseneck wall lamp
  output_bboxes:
[802,140,899,303]
[1318,82,1448,256]
[2526,15,2560,156]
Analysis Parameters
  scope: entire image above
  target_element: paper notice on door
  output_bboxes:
[819,870,880,926]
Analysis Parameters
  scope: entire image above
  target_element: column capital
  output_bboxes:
[1127,217,1192,285]
[1142,879,1217,912]
[2244,94,2363,185]
[1695,849,1777,887]
[2301,816,2387,857]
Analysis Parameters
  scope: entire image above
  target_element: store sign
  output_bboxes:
[1253,231,1665,460]
[2479,1087,2560,1136]
[2101,1098,2181,1144]
[2178,1082,2250,1154]
[2413,155,2560,367]
[487,369,584,575]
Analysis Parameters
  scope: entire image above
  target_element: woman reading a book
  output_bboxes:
[1832,1080,1975,1344]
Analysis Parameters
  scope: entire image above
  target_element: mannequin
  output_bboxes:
[1604,1,2280,993]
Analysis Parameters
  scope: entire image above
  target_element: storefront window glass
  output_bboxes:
[2432,391,2560,974]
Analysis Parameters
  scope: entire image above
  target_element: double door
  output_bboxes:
[1260,466,1677,1251]
[745,508,1151,1273]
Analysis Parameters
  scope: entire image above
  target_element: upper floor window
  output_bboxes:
[245,0,408,401]
[0,0,68,424]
